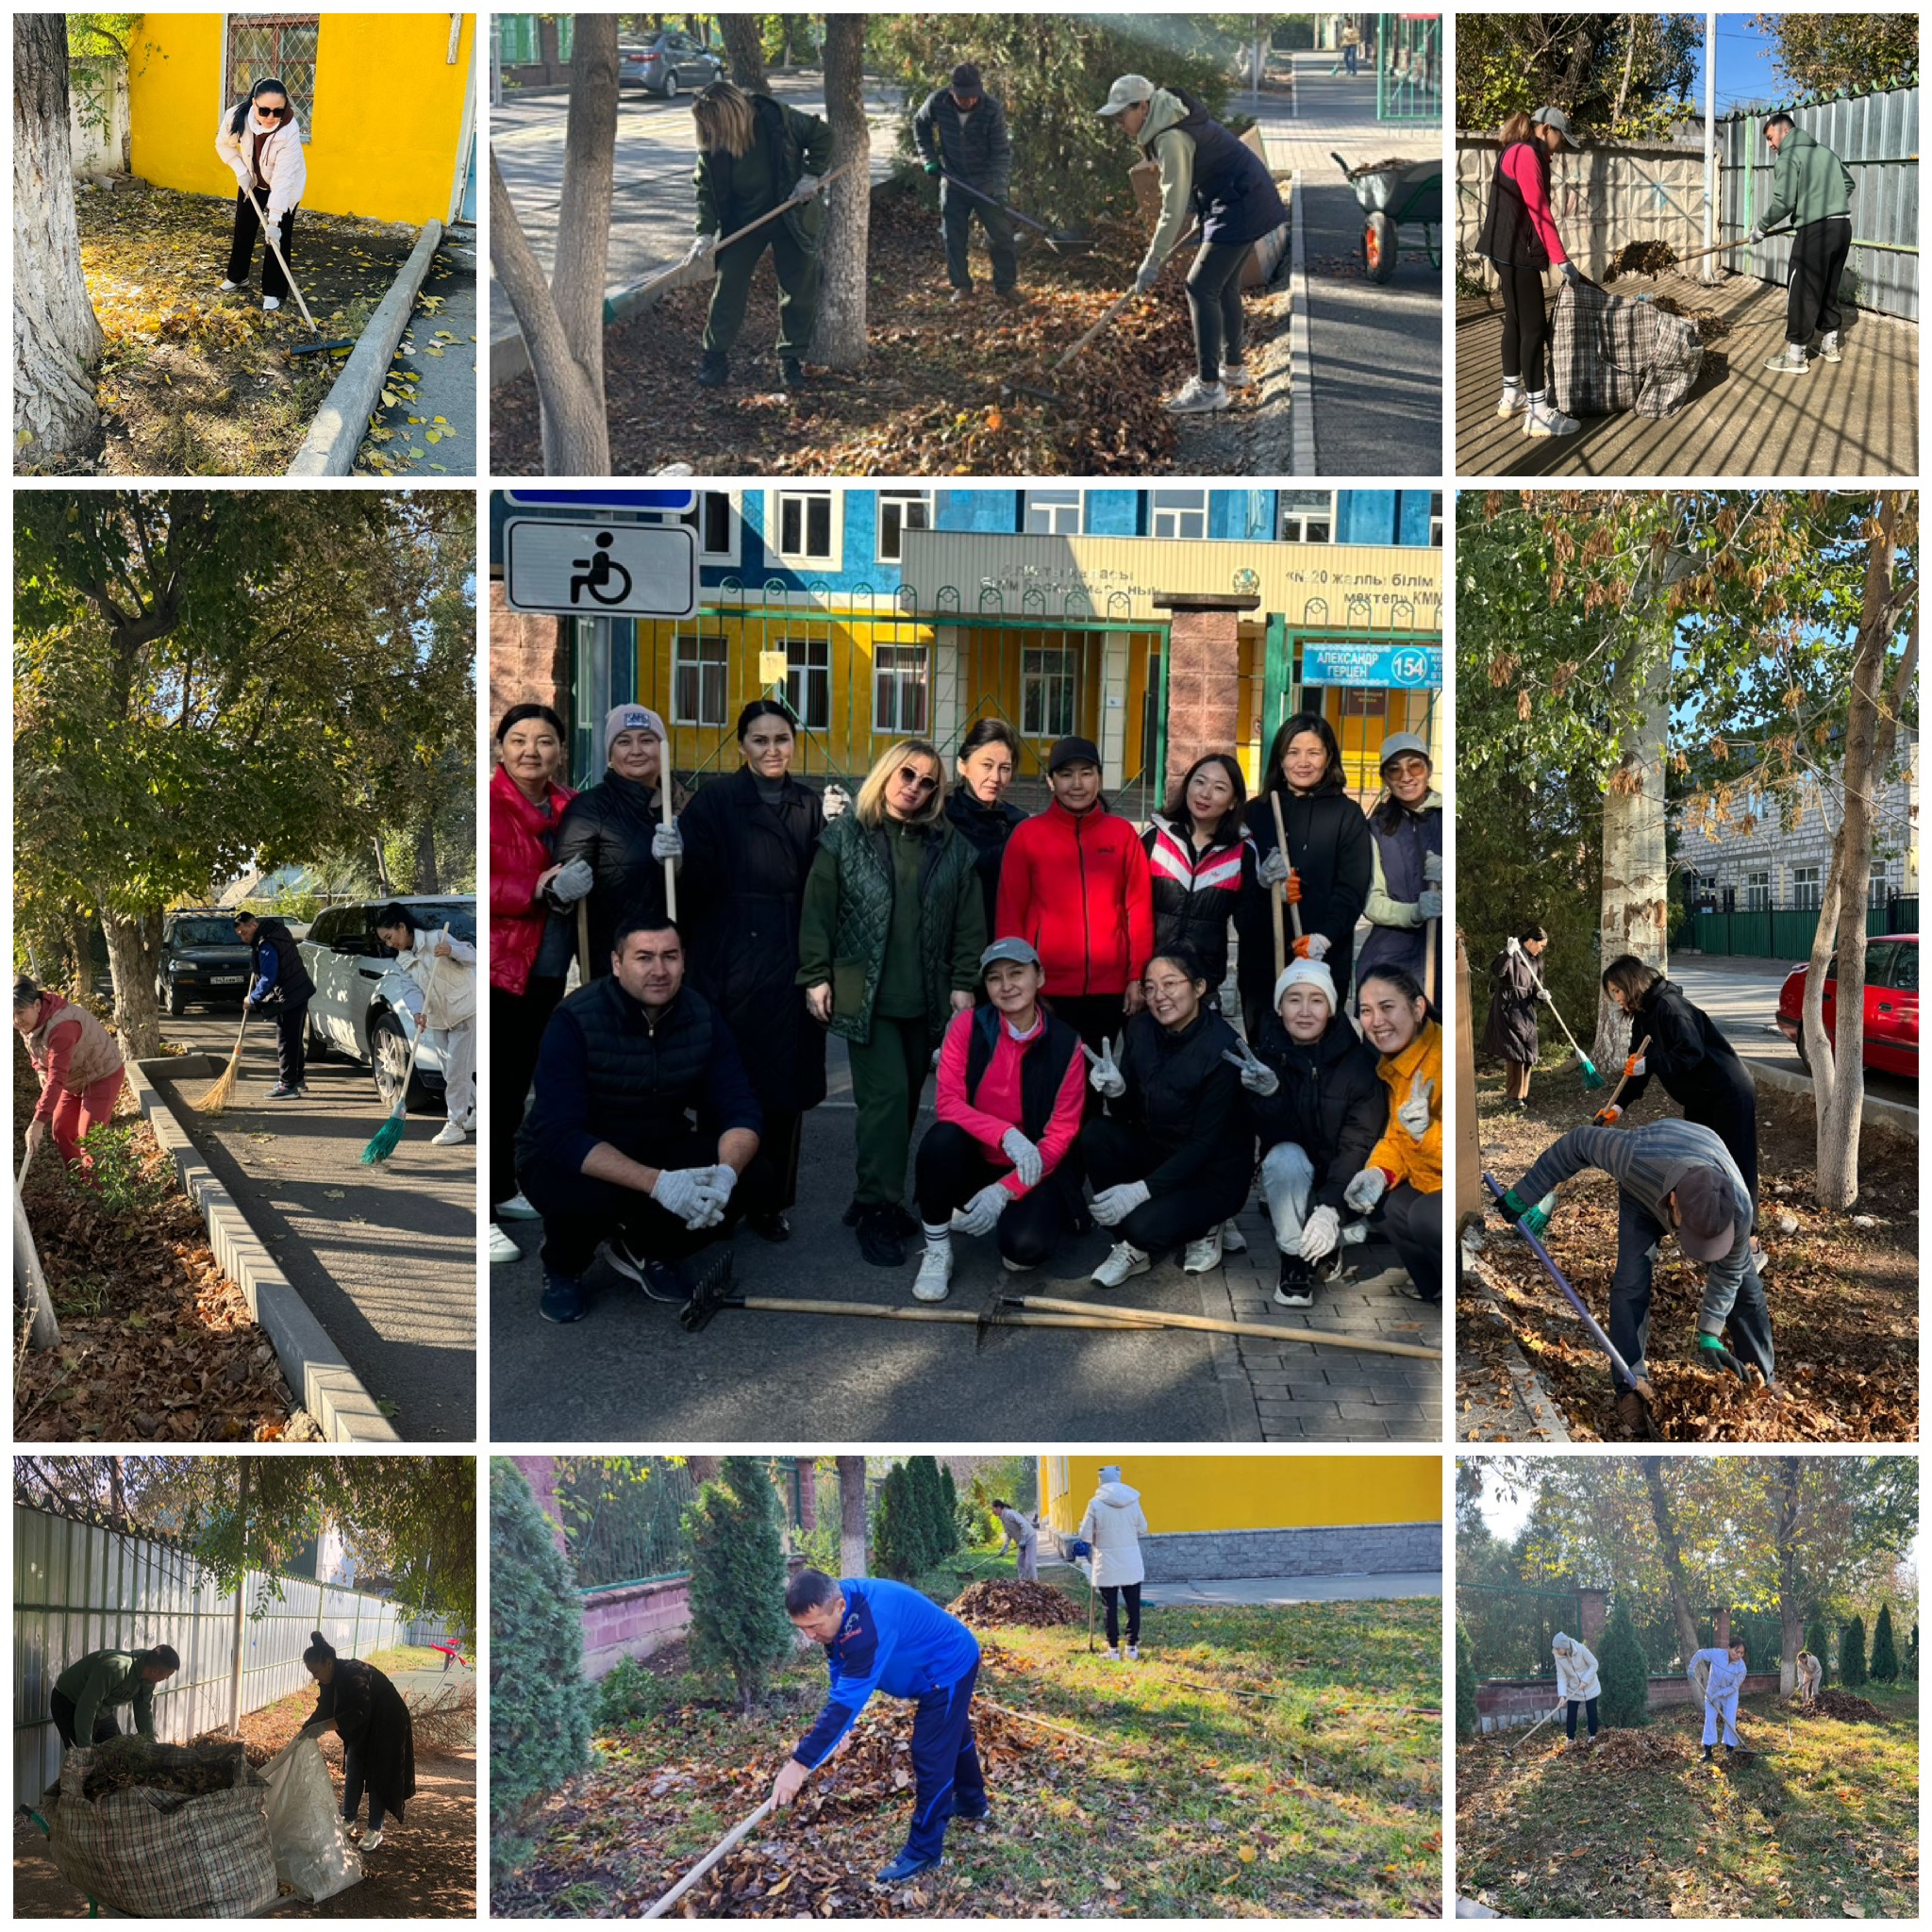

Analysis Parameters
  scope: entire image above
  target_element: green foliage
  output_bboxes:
[872,1462,929,1580]
[1869,1603,1898,1682]
[1455,1617,1478,1739]
[1750,13,1918,100]
[67,14,139,58]
[871,14,1246,232]
[1840,1614,1868,1688]
[1805,1615,1830,1687]
[488,1460,593,1878]
[74,1122,167,1221]
[593,1654,666,1730]
[1596,1597,1651,1728]
[1456,15,1700,138]
[906,1456,958,1564]
[682,1457,795,1712]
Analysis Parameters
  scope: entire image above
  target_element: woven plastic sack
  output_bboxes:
[263,1737,363,1903]
[47,1740,277,1918]
[1551,281,1704,419]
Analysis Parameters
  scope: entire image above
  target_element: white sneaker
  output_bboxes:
[1126,1645,1140,1660]
[430,1121,466,1146]
[1104,1646,1120,1661]
[1001,1254,1034,1274]
[912,1245,954,1303]
[1181,1232,1223,1274]
[1495,385,1528,417]
[261,295,281,311]
[1219,1218,1247,1254]
[360,1829,384,1851]
[1091,1241,1150,1289]
[1817,330,1842,363]
[1219,362,1254,390]
[219,278,243,292]
[496,1192,541,1221]
[488,1224,523,1266]
[1163,375,1230,414]
[1524,399,1580,436]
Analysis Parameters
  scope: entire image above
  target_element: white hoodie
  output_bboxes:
[1077,1481,1149,1588]
[215,104,308,221]
[1551,1632,1600,1701]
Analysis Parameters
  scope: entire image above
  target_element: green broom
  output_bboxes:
[360,1025,425,1165]
[1539,989,1607,1091]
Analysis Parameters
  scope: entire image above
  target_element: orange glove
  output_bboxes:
[1623,1052,1646,1079]
[1285,868,1303,906]
[1593,1103,1624,1125]
[1291,934,1331,961]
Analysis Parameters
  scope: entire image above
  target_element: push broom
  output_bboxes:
[1537,983,1606,1091]
[196,1006,253,1116]
[360,1026,425,1165]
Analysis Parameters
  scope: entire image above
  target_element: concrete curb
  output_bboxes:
[1286,175,1318,476]
[129,1057,400,1441]
[288,220,445,475]
[1740,1055,1918,1139]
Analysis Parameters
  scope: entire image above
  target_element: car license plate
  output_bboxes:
[212,974,244,984]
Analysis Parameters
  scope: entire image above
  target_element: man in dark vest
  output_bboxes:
[912,62,1021,307]
[235,909,316,1099]
[516,914,773,1324]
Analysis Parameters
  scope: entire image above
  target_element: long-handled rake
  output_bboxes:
[939,172,1093,252]
[1593,1033,1653,1121]
[197,1007,253,1115]
[1270,792,1305,960]
[1538,987,1605,1090]
[239,180,355,356]
[641,1794,778,1919]
[1505,1703,1566,1755]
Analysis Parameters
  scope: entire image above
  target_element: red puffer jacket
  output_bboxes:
[491,762,576,995]
[995,799,1155,999]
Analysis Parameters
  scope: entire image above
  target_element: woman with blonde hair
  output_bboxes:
[797,741,987,1266]
[686,78,834,390]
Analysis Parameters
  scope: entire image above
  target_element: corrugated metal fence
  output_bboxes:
[13,1506,413,1803]
[1720,88,1918,323]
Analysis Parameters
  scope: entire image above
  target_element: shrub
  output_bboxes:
[489,1460,593,1882]
[1596,1597,1650,1728]
[908,1456,956,1562]
[1455,1618,1478,1740]
[872,1463,926,1579]
[76,1123,168,1221]
[594,1655,663,1729]
[1840,1614,1868,1688]
[1806,1615,1830,1688]
[683,1457,795,1712]
[1870,1604,1898,1683]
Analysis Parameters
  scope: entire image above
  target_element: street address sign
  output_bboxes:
[503,519,698,620]
[503,489,698,513]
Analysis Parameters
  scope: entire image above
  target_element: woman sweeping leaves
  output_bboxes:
[214,76,308,312]
[1482,926,1550,1108]
[299,1631,415,1853]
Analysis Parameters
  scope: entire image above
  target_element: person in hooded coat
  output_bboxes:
[554,705,675,981]
[1481,926,1550,1107]
[1551,1631,1601,1746]
[1141,752,1259,1001]
[1795,1647,1823,1707]
[664,701,828,1238]
[1599,954,1758,1205]
[298,1630,415,1849]
[1077,1468,1150,1659]
[1235,712,1373,1041]
[1357,733,1443,1009]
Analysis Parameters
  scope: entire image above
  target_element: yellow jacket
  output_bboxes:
[1368,1019,1441,1193]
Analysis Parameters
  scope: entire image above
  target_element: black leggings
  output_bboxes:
[227,192,295,299]
[1565,1695,1599,1740]
[914,1122,1074,1268]
[1383,1181,1442,1302]
[342,1742,386,1833]
[1101,1583,1141,1647]
[1187,241,1255,381]
[1496,260,1550,392]
[491,978,564,1215]
[1077,1114,1250,1257]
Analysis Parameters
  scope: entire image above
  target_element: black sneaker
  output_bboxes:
[779,356,808,388]
[640,1258,694,1305]
[885,1202,920,1239]
[1274,1252,1317,1308]
[698,349,729,388]
[857,1205,906,1268]
[749,1210,791,1243]
[266,1082,304,1100]
[541,1274,587,1324]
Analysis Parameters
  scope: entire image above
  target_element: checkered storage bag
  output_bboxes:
[48,1742,278,1917]
[1551,282,1703,419]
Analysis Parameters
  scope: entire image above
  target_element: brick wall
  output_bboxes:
[1160,604,1246,796]
[580,1579,692,1680]
[489,581,570,738]
[1044,1521,1440,1582]
[1474,1670,1782,1732]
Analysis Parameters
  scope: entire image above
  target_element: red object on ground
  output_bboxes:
[1775,933,1917,1078]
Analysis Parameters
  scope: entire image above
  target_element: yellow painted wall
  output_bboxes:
[1039,1457,1442,1536]
[128,14,474,225]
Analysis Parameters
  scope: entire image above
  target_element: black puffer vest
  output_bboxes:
[1165,89,1286,245]
[254,918,314,1005]
[1119,1005,1245,1158]
[1475,141,1553,269]
[965,1004,1081,1141]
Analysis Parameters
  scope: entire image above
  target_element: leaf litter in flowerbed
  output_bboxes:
[1801,1690,1887,1724]
[947,1580,1081,1628]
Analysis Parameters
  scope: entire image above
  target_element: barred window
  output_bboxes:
[496,15,539,65]
[225,14,320,144]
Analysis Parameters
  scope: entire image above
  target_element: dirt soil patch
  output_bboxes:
[1458,1069,1917,1442]
[946,1579,1081,1628]
[491,185,1286,476]
[42,182,415,476]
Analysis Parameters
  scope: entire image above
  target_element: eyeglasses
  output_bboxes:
[256,103,288,120]
[896,767,939,794]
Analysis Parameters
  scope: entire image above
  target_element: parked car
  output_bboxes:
[299,896,475,1110]
[1775,932,1918,1079]
[618,31,723,96]
[155,908,256,1015]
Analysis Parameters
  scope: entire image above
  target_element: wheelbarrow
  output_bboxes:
[1331,151,1441,283]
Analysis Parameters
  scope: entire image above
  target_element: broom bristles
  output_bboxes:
[198,1055,243,1115]
[359,1113,406,1165]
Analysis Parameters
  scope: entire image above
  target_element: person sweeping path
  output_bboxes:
[1481,927,1550,1108]
[554,706,675,979]
[234,908,315,1100]
[14,977,125,1174]
[1357,735,1443,1008]
[214,76,307,311]
[1551,1631,1600,1748]
[1348,964,1443,1305]
[298,1630,415,1853]
[914,63,1021,307]
[1097,73,1287,415]
[991,1500,1039,1582]
[375,903,476,1147]
[50,1645,177,1756]
[1474,106,1582,438]
[1752,111,1856,375]
[775,1571,985,1885]
[1077,1467,1149,1661]
[686,80,834,390]
[1686,1637,1749,1762]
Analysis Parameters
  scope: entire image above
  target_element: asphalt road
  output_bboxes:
[158,1007,477,1440]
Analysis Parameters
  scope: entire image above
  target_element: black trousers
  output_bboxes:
[51,1691,120,1749]
[1187,240,1255,380]
[1101,1582,1142,1647]
[274,1000,308,1087]
[1077,1114,1249,1256]
[1786,215,1851,344]
[1565,1695,1600,1740]
[1684,1085,1759,1208]
[342,1742,387,1832]
[761,1108,806,1213]
[227,191,296,298]
[1383,1181,1442,1301]
[1049,992,1127,1056]
[1496,260,1550,391]
[914,1121,1074,1267]
[491,979,564,1215]
[941,187,1017,292]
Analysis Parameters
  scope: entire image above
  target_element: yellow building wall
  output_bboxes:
[1038,1456,1442,1536]
[128,15,474,225]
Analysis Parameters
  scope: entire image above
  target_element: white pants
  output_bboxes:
[428,1022,475,1127]
[1260,1141,1315,1250]
[1701,1691,1739,1746]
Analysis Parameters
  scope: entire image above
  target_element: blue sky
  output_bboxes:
[1687,14,1784,114]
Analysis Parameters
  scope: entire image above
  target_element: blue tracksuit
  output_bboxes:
[794,1579,983,1861]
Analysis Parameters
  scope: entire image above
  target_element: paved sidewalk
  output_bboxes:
[359,239,477,476]
[1137,1570,1441,1607]
[1249,55,1439,179]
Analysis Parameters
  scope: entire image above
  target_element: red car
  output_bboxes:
[1775,933,1918,1078]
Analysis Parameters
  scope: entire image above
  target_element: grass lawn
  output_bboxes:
[495,1567,1441,1918]
[1457,1684,1920,1917]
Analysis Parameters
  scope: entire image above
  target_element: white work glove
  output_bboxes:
[1424,852,1442,887]
[1417,889,1443,921]
[686,232,719,262]
[694,1162,736,1228]
[651,819,684,862]
[954,1181,1010,1238]
[1091,1179,1151,1228]
[1082,1035,1125,1100]
[1298,1203,1341,1261]
[790,172,824,203]
[1133,259,1161,295]
[231,161,255,193]
[1342,1167,1390,1214]
[547,856,595,905]
[1397,1073,1435,1140]
[1747,225,1766,245]
[1221,1039,1279,1097]
[1558,261,1580,284]
[821,783,851,821]
[1505,934,1523,958]
[1257,847,1291,890]
[1295,933,1331,962]
[1000,1128,1043,1188]
[653,1166,727,1230]
[24,1119,48,1161]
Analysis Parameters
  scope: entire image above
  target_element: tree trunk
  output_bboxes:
[108,1457,126,1529]
[719,13,770,92]
[688,1456,722,1483]
[99,899,164,1058]
[814,16,871,372]
[412,818,440,893]
[1639,1456,1701,1666]
[14,15,104,465]
[1774,1457,1804,1694]
[837,1456,868,1578]
[1593,613,1672,1065]
[489,15,617,473]
[1611,14,1641,131]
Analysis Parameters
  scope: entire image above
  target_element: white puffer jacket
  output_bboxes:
[214,105,308,220]
[393,927,477,1031]
[1551,1632,1600,1701]
[1077,1481,1149,1588]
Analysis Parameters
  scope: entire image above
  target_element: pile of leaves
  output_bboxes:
[492,186,1248,477]
[1572,1727,1685,1772]
[15,1041,302,1442]
[1604,239,1681,280]
[1344,156,1425,181]
[1803,1690,1886,1724]
[1643,292,1733,344]
[946,1580,1080,1628]
[75,1736,251,1801]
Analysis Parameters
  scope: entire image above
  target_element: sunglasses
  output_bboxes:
[256,102,289,119]
[895,767,939,794]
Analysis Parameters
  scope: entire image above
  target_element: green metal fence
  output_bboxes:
[1374,13,1441,123]
[1688,897,1919,958]
[561,1459,699,1594]
[1457,1582,1582,1682]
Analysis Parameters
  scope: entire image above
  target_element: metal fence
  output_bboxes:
[560,1458,699,1595]
[1374,13,1441,124]
[13,1506,413,1803]
[1685,895,1919,958]
[1457,1582,1582,1682]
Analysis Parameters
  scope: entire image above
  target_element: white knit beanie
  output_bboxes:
[1273,958,1338,1014]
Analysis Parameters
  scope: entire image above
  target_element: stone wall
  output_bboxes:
[1049,1520,1440,1582]
[580,1578,692,1680]
[489,581,570,737]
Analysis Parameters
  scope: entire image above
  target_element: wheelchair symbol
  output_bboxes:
[570,532,633,608]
